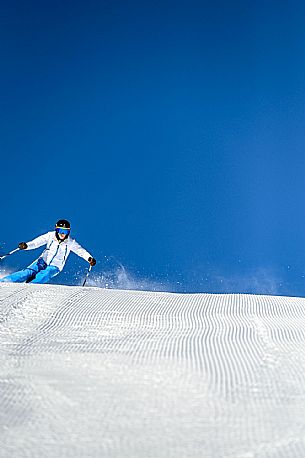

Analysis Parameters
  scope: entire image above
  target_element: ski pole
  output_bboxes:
[0,248,19,261]
[82,265,92,287]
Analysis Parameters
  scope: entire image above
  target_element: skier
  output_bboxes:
[0,219,96,284]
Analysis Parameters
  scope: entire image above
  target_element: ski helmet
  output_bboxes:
[55,219,71,230]
[55,219,71,239]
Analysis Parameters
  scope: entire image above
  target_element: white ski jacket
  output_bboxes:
[25,231,92,271]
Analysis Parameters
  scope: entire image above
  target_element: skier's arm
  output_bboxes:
[70,239,95,264]
[21,233,50,250]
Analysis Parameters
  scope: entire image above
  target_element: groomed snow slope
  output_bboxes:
[1,284,305,457]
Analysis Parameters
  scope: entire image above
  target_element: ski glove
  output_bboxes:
[88,257,96,267]
[18,242,28,250]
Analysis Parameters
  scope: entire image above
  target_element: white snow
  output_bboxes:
[1,283,305,457]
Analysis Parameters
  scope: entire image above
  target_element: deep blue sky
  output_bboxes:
[1,0,305,294]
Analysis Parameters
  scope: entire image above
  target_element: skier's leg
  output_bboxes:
[30,266,60,284]
[0,268,37,283]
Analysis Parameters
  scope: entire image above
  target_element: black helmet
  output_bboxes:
[55,219,71,240]
[55,219,71,229]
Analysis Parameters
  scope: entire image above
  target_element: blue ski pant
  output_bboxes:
[0,259,60,284]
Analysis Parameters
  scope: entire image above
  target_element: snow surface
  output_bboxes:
[1,284,305,457]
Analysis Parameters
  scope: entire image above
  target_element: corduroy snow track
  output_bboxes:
[1,283,305,457]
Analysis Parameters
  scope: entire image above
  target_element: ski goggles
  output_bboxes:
[56,227,70,235]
